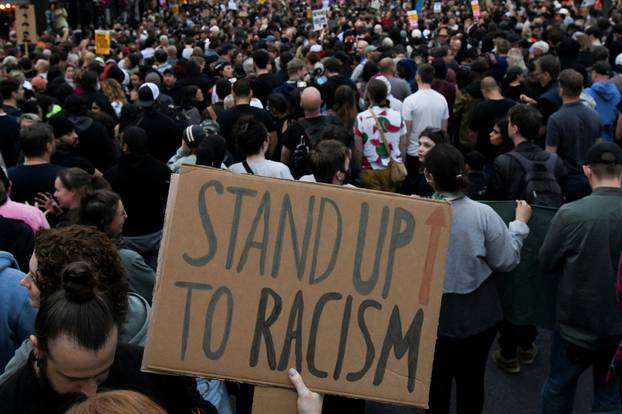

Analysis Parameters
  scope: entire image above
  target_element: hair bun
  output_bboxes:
[61,261,97,303]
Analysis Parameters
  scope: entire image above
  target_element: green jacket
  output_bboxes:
[540,187,622,350]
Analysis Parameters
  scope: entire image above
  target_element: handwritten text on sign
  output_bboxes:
[142,167,451,407]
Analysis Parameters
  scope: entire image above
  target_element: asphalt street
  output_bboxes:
[365,329,594,414]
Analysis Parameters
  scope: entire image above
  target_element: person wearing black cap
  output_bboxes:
[104,126,171,270]
[135,82,183,163]
[48,116,96,175]
[167,125,207,173]
[540,142,622,413]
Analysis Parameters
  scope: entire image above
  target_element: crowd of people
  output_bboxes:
[1,0,622,413]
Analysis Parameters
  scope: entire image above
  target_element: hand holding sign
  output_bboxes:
[288,368,323,414]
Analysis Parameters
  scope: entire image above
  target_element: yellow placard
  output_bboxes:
[95,30,110,56]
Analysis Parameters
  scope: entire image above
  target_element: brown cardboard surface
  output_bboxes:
[252,386,298,414]
[142,165,451,408]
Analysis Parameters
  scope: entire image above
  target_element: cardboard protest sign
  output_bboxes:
[142,166,451,407]
[95,31,110,56]
[15,5,36,45]
[407,10,419,29]
[485,201,560,329]
[312,8,328,31]
[471,0,481,18]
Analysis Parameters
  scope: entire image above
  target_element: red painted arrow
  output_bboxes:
[419,207,448,305]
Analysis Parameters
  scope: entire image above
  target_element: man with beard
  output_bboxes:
[48,116,97,175]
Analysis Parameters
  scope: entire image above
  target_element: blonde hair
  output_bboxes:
[101,79,128,105]
[65,390,167,414]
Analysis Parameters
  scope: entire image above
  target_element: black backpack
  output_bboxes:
[506,151,563,208]
[291,118,327,179]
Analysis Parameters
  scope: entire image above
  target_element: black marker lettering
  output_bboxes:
[383,208,415,299]
[226,186,258,270]
[175,281,212,360]
[203,286,234,360]
[346,299,382,382]
[373,307,424,393]
[250,288,282,370]
[183,180,223,267]
[353,204,389,295]
[307,292,342,379]
[237,191,271,275]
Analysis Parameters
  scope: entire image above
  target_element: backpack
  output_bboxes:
[506,152,563,208]
[290,118,327,179]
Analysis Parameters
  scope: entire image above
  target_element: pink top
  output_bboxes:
[0,199,49,231]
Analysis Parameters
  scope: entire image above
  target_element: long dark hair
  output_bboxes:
[78,190,121,236]
[424,143,470,193]
[57,168,110,200]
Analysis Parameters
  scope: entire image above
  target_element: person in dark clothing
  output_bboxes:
[0,216,34,272]
[431,58,457,115]
[487,105,566,374]
[0,261,215,414]
[320,57,356,110]
[217,78,277,162]
[104,126,171,269]
[488,104,566,202]
[135,82,183,163]
[48,116,96,174]
[464,151,489,200]
[546,69,601,202]
[175,60,213,106]
[251,49,279,107]
[469,77,515,163]
[0,105,19,168]
[63,94,117,172]
[520,55,562,126]
[8,123,65,205]
[1,78,22,117]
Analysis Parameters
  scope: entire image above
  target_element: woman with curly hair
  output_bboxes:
[0,225,151,384]
[101,78,128,118]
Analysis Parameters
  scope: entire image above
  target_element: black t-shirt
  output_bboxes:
[0,345,216,414]
[217,104,276,161]
[7,163,66,204]
[51,145,96,174]
[0,113,19,167]
[252,73,279,107]
[469,98,515,162]
[282,115,343,151]
[0,216,34,272]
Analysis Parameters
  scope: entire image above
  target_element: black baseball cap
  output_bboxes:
[585,142,622,166]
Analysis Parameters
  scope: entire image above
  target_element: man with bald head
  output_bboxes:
[281,86,342,174]
[468,76,516,161]
[378,57,411,101]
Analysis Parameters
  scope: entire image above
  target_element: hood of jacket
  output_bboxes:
[119,292,151,346]
[119,152,151,170]
[68,115,94,134]
[0,251,19,272]
[589,81,620,103]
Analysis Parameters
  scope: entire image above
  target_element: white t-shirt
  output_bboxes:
[229,159,294,180]
[401,88,449,156]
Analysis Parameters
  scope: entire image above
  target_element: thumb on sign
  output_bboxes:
[288,368,323,414]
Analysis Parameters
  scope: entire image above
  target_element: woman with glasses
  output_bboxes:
[0,225,151,385]
[423,143,532,414]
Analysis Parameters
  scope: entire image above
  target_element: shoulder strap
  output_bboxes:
[505,151,534,172]
[544,152,558,172]
[369,109,391,155]
[242,160,254,175]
